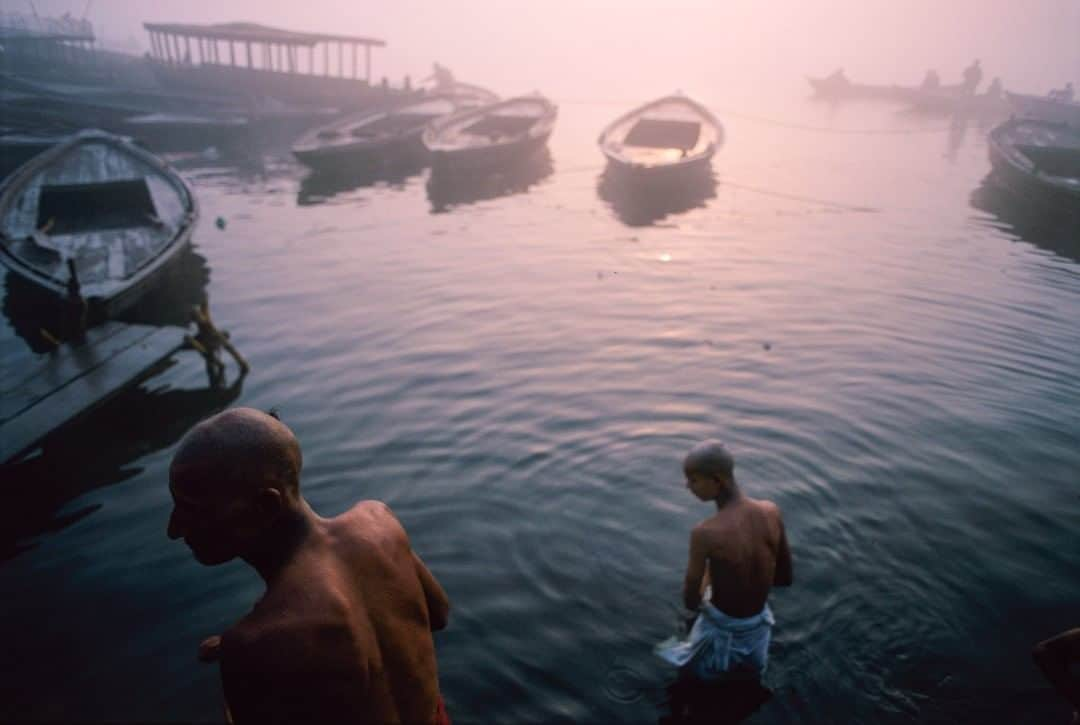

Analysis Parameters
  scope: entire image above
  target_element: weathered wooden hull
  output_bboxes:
[987,120,1080,215]
[0,130,198,317]
[429,130,552,172]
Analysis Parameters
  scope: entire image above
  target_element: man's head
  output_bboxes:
[167,407,303,565]
[683,439,735,501]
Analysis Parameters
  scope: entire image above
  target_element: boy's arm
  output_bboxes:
[681,527,708,611]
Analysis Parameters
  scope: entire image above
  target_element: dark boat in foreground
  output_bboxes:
[0,130,197,316]
[422,95,557,171]
[598,93,721,176]
[293,90,496,173]
[987,119,1080,214]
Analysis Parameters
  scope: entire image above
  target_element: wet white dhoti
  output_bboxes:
[655,600,775,680]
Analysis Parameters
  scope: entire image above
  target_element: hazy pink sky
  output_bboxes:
[21,1,1080,99]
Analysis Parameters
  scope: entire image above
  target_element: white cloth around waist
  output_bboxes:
[655,599,775,680]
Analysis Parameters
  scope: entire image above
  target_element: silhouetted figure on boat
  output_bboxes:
[424,62,456,91]
[167,408,451,725]
[921,69,941,90]
[1032,628,1080,724]
[961,59,983,94]
[825,68,849,86]
[1049,82,1075,103]
[985,77,1003,100]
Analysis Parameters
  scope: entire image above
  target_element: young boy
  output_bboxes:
[657,440,793,680]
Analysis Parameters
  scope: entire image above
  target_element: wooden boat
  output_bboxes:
[987,119,1080,214]
[907,89,1010,120]
[808,75,962,103]
[292,94,488,173]
[120,112,250,153]
[598,94,722,176]
[422,95,557,171]
[0,130,197,316]
[1006,92,1080,128]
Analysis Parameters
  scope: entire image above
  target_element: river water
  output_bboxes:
[1,90,1078,723]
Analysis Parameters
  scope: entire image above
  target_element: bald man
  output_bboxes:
[656,440,792,680]
[167,408,451,725]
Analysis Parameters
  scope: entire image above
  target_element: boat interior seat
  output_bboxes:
[624,118,701,150]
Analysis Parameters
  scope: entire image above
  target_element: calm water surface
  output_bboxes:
[1,94,1078,723]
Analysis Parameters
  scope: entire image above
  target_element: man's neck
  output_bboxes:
[244,500,321,585]
[714,484,743,511]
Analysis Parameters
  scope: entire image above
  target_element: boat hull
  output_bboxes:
[0,130,199,317]
[987,121,1080,215]
[293,132,426,174]
[429,130,552,172]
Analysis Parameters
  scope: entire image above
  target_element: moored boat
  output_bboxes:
[907,88,1010,120]
[292,94,484,173]
[987,119,1080,214]
[422,94,557,171]
[1006,92,1080,128]
[808,75,962,103]
[598,93,721,176]
[0,129,198,316]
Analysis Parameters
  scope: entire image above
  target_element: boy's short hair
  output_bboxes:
[684,440,735,480]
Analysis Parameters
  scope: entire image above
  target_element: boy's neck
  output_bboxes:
[714,484,743,510]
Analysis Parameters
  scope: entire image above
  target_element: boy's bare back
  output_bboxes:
[692,497,792,617]
[681,440,792,617]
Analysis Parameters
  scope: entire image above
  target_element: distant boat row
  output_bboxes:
[808,74,1011,119]
[292,89,722,179]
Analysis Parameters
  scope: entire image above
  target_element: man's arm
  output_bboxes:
[1032,627,1080,712]
[413,551,450,631]
[681,527,708,611]
[221,625,366,725]
[773,511,793,587]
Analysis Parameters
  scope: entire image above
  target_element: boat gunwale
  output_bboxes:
[421,95,558,154]
[597,94,723,171]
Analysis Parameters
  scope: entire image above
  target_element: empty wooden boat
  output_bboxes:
[422,95,557,171]
[598,94,722,175]
[293,94,486,173]
[0,129,197,316]
[988,119,1080,214]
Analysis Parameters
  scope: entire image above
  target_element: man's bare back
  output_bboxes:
[689,497,791,618]
[168,409,449,725]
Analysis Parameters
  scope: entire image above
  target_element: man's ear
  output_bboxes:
[254,487,284,522]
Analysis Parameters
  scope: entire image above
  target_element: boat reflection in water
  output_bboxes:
[0,370,244,562]
[597,162,717,227]
[425,147,553,213]
[297,157,428,206]
[970,177,1080,264]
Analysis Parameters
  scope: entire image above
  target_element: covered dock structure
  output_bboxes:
[0,12,102,79]
[143,22,403,110]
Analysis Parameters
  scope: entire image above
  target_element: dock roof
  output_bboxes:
[143,22,385,47]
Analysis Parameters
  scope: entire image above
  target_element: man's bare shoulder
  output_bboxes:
[222,608,357,674]
[749,497,784,520]
[338,499,403,529]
